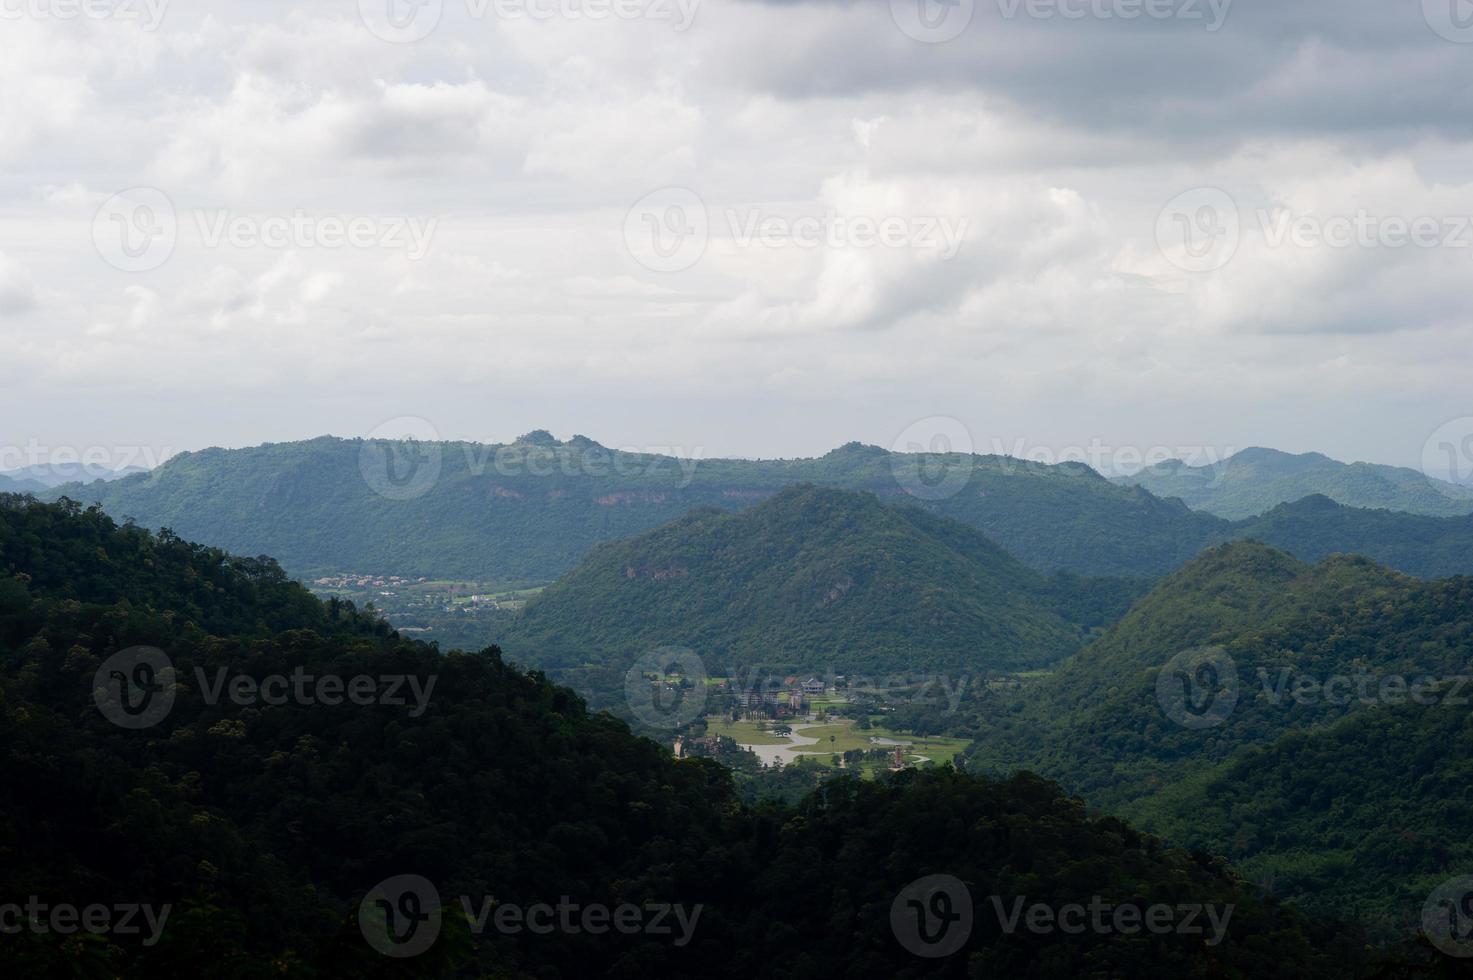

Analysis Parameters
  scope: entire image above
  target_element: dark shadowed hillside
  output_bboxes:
[0,496,1379,978]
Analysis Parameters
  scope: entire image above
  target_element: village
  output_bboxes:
[673,674,970,776]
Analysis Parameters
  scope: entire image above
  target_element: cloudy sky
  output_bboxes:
[4,0,1473,479]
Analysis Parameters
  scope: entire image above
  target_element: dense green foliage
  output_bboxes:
[0,497,1392,978]
[1134,701,1473,937]
[1233,495,1473,579]
[964,539,1473,934]
[1118,447,1473,520]
[504,485,1145,673]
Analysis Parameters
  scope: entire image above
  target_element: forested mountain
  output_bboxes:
[1133,701,1473,936]
[47,433,1227,582]
[0,495,1385,978]
[0,473,45,494]
[50,434,1473,592]
[1117,447,1473,519]
[963,540,1473,934]
[503,485,1145,674]
[1234,494,1473,579]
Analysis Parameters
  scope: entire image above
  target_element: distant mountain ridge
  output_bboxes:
[503,484,1146,673]
[0,474,46,494]
[41,433,1473,585]
[44,432,1228,582]
[2,462,148,488]
[1116,446,1473,519]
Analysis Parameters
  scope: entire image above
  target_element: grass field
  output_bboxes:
[704,717,794,745]
[789,721,968,764]
[706,715,969,764]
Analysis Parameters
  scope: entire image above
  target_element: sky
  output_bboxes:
[3,0,1473,481]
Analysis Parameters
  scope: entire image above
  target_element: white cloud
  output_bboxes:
[1,0,1471,468]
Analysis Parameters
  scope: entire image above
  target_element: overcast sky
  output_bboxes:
[4,0,1473,479]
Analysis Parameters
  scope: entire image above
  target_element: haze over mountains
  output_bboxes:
[1118,447,1473,519]
[1,462,147,490]
[46,432,1473,586]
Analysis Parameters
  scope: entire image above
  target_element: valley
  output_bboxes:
[11,436,1473,973]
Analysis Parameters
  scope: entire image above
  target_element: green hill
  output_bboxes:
[503,485,1144,674]
[1234,494,1473,579]
[47,433,1228,582]
[963,539,1473,933]
[1117,447,1473,519]
[0,496,1373,978]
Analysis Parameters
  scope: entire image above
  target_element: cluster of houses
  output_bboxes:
[311,573,426,597]
[672,735,723,759]
[728,676,827,716]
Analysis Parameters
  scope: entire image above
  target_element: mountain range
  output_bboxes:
[41,433,1473,585]
[1117,447,1473,519]
[42,433,1221,582]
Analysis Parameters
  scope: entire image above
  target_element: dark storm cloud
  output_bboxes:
[725,0,1473,150]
